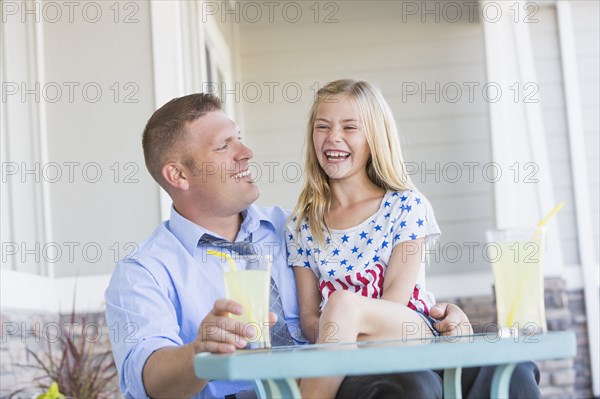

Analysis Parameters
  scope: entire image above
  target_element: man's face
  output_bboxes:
[182,111,259,216]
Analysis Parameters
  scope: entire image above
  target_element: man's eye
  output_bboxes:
[217,144,229,151]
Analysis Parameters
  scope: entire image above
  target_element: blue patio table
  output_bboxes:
[194,331,576,398]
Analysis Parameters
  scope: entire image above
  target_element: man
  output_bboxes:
[105,93,540,398]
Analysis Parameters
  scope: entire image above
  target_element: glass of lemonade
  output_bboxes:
[486,228,547,334]
[223,256,272,349]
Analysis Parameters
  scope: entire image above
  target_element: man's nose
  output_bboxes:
[237,142,253,160]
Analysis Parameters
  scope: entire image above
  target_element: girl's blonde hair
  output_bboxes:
[292,79,414,242]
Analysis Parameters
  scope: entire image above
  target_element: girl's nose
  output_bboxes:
[327,128,342,143]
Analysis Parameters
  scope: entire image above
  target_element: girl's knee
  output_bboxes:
[320,291,360,326]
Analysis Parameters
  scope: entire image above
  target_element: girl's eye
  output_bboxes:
[345,126,357,130]
[316,125,328,129]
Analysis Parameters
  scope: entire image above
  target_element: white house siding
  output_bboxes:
[1,3,160,277]
[572,1,600,263]
[238,1,493,276]
[530,6,581,266]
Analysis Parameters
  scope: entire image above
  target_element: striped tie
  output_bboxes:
[199,234,295,346]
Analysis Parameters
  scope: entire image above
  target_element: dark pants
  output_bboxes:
[335,362,541,399]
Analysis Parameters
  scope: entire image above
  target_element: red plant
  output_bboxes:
[17,311,119,399]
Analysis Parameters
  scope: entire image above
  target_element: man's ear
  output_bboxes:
[161,162,189,191]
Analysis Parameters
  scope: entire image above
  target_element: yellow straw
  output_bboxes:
[505,202,564,327]
[207,249,237,272]
[537,202,565,229]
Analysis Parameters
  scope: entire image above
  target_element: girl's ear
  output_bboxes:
[161,162,189,191]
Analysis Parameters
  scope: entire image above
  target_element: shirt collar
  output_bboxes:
[168,205,277,257]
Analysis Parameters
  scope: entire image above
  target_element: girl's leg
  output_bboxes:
[300,291,434,399]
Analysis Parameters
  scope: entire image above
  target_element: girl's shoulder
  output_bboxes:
[387,189,429,205]
[285,213,309,233]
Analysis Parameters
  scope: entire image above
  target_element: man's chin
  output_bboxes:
[235,184,260,209]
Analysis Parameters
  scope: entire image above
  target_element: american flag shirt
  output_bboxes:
[286,190,441,314]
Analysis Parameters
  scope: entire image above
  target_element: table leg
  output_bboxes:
[490,363,517,398]
[443,367,463,399]
[254,378,302,399]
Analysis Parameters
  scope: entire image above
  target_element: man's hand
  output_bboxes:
[430,303,473,336]
[193,299,277,354]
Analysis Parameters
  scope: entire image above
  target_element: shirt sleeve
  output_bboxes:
[391,190,441,248]
[285,216,311,269]
[104,260,181,399]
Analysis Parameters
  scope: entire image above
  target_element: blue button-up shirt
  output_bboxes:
[105,205,306,399]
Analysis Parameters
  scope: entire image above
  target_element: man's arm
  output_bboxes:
[142,299,258,399]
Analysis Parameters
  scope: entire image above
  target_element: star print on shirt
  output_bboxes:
[285,189,440,311]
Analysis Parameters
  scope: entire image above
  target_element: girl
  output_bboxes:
[286,79,441,398]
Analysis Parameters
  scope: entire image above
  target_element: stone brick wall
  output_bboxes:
[440,277,593,399]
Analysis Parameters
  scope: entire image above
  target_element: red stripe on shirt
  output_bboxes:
[345,275,360,293]
[366,269,379,298]
[335,278,349,290]
[356,272,369,297]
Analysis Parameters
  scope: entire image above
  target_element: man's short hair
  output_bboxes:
[142,93,222,189]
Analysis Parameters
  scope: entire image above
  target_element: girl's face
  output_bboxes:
[312,94,371,181]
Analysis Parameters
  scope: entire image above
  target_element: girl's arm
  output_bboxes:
[380,238,425,304]
[293,266,322,343]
